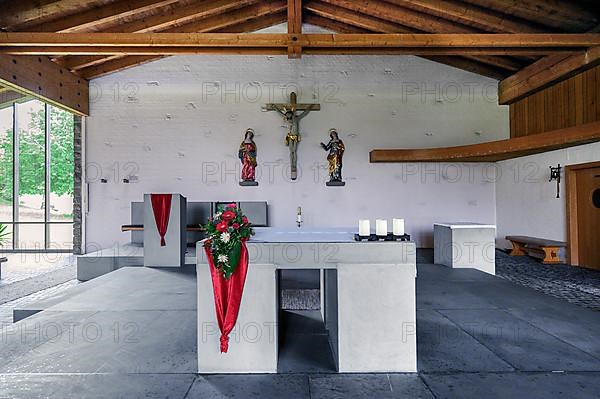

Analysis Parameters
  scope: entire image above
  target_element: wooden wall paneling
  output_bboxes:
[509,63,600,138]
[583,68,596,124]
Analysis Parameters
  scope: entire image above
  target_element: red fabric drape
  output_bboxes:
[151,194,172,246]
[205,241,249,353]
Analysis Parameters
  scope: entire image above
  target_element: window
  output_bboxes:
[0,97,74,252]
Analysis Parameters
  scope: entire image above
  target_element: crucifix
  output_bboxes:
[263,92,320,180]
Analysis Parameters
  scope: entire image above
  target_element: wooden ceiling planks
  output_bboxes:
[56,0,285,71]
[0,0,598,84]
[76,11,288,79]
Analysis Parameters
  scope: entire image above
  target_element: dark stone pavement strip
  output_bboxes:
[495,250,600,311]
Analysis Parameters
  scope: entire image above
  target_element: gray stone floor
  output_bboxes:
[495,250,600,311]
[0,263,599,398]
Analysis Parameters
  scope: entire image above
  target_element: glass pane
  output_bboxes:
[17,100,46,222]
[49,106,74,222]
[16,223,45,250]
[48,223,73,250]
[0,106,13,223]
[0,223,13,250]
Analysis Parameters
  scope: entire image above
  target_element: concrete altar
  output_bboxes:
[196,228,417,373]
[433,222,496,275]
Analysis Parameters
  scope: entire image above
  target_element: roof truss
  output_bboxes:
[0,0,597,100]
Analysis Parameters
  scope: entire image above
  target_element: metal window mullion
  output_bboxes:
[44,104,51,249]
[12,102,19,249]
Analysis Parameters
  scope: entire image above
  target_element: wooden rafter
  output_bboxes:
[303,12,519,80]
[384,0,546,33]
[304,1,521,74]
[77,11,288,79]
[0,0,110,30]
[57,0,284,71]
[459,0,598,32]
[288,0,302,58]
[498,24,600,104]
[19,0,181,32]
[46,0,261,34]
[1,33,598,54]
[369,120,600,163]
[498,47,600,104]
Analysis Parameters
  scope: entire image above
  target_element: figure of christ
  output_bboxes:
[272,105,316,180]
[263,92,320,181]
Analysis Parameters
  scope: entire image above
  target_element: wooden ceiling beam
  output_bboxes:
[459,0,598,32]
[305,1,520,72]
[384,0,546,33]
[2,32,596,50]
[59,0,261,34]
[57,0,283,71]
[77,11,287,79]
[10,46,570,56]
[498,46,600,104]
[370,120,600,163]
[288,0,302,58]
[22,0,182,33]
[0,54,88,115]
[321,0,472,33]
[499,24,600,104]
[0,0,110,31]
[304,12,509,80]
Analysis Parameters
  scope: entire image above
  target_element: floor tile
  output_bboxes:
[422,372,600,399]
[186,374,309,399]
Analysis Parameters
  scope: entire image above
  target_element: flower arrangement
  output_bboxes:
[203,203,254,279]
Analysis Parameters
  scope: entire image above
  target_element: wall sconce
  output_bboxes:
[549,164,561,198]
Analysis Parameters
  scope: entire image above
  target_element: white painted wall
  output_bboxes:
[85,54,509,250]
[496,142,600,249]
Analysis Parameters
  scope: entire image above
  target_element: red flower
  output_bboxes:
[232,223,240,230]
[242,216,249,224]
[216,221,228,232]
[222,210,236,221]
[227,203,237,209]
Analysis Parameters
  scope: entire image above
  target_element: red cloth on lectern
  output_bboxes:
[205,241,249,353]
[151,194,172,246]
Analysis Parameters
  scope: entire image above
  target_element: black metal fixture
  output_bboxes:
[549,164,561,198]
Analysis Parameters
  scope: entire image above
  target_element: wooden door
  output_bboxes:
[570,165,600,269]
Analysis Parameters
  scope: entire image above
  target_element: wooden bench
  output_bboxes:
[0,257,7,279]
[506,236,566,264]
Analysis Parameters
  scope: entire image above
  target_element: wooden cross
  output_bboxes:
[263,92,320,180]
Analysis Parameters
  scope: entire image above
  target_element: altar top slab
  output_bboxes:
[434,222,496,229]
[249,227,413,243]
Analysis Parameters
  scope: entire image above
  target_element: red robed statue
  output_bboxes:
[238,128,258,185]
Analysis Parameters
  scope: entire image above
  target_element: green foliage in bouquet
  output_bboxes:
[203,203,254,279]
[0,223,10,246]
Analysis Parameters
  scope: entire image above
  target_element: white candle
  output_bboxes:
[375,219,388,237]
[358,219,370,236]
[393,218,405,236]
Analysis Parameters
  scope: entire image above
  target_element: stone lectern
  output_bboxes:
[143,193,187,267]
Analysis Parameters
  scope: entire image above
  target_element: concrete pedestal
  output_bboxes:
[144,194,186,267]
[196,228,417,374]
[434,223,496,275]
